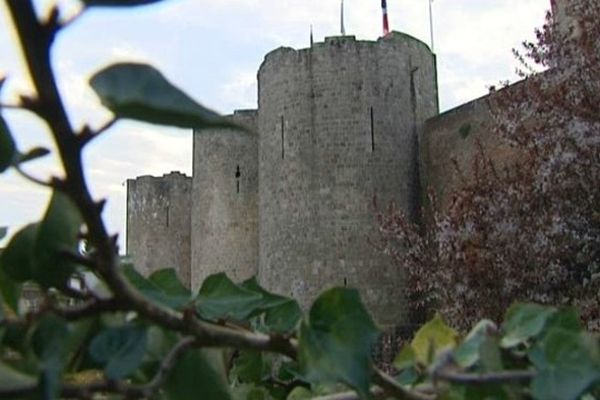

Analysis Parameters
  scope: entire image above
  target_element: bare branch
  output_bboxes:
[78,117,118,146]
[434,369,536,385]
[312,387,386,400]
[13,164,55,187]
[373,368,435,400]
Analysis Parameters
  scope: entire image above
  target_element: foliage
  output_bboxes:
[376,0,600,332]
[0,1,599,400]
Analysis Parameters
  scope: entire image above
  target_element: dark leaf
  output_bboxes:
[232,350,269,383]
[298,288,379,398]
[0,266,20,316]
[264,299,302,333]
[0,361,37,393]
[33,191,83,288]
[82,0,166,6]
[0,223,39,282]
[195,273,263,322]
[32,315,70,400]
[241,277,290,310]
[241,277,302,332]
[530,329,600,400]
[123,265,191,309]
[90,63,236,129]
[163,349,233,400]
[149,268,190,297]
[0,227,6,240]
[89,325,147,380]
[0,114,15,173]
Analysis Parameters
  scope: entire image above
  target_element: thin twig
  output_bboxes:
[78,117,118,146]
[59,7,85,30]
[0,103,26,110]
[140,336,197,395]
[373,367,435,400]
[13,164,55,187]
[434,369,536,385]
[311,386,386,400]
[51,298,122,320]
[0,336,196,399]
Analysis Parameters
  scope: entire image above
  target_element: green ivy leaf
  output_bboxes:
[265,299,302,333]
[232,350,270,383]
[0,113,15,173]
[298,288,379,398]
[542,307,582,334]
[195,273,263,322]
[149,268,190,296]
[393,343,416,371]
[530,329,600,400]
[0,267,20,318]
[0,223,40,282]
[0,360,37,393]
[410,314,458,365]
[241,277,302,332]
[82,0,166,6]
[89,325,147,380]
[163,349,233,400]
[122,265,191,309]
[33,191,83,288]
[90,63,236,129]
[32,315,70,400]
[241,277,291,310]
[454,319,497,368]
[286,387,313,400]
[500,303,556,348]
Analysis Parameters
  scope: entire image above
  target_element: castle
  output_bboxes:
[125,1,572,327]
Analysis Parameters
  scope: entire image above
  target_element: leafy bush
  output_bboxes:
[377,0,600,332]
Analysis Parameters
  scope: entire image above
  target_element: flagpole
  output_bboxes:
[429,0,435,52]
[341,0,346,35]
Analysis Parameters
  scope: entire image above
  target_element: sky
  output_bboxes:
[0,0,550,251]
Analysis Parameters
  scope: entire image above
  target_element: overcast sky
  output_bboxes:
[0,0,549,250]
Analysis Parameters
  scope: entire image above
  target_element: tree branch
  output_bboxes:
[434,369,536,385]
[312,387,386,400]
[0,337,197,399]
[373,368,435,400]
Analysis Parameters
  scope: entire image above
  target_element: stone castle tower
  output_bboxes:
[127,32,437,326]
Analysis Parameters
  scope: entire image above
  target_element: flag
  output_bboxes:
[381,0,390,36]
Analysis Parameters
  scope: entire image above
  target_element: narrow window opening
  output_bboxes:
[370,107,375,152]
[343,277,347,287]
[166,206,170,227]
[280,116,285,159]
[235,165,241,193]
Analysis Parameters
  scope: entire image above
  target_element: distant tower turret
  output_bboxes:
[190,111,259,289]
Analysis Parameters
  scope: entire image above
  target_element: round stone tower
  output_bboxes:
[190,110,259,290]
[257,33,438,325]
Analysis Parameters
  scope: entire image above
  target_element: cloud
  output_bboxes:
[219,69,258,112]
[0,0,551,250]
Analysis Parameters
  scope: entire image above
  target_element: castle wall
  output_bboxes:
[257,33,438,325]
[126,172,192,285]
[421,91,520,213]
[190,110,259,290]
